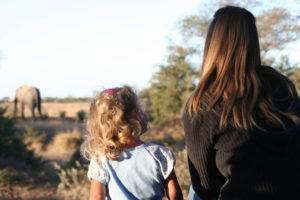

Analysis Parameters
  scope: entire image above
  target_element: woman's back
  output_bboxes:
[183,66,300,200]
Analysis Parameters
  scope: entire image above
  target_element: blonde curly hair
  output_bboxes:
[81,86,148,161]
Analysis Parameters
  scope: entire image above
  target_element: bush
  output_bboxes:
[59,111,66,119]
[174,148,190,196]
[0,169,10,186]
[23,126,39,139]
[7,108,15,120]
[44,130,83,162]
[43,97,91,103]
[42,113,49,119]
[23,126,46,151]
[50,130,82,151]
[76,110,86,122]
[54,160,89,200]
[0,109,42,185]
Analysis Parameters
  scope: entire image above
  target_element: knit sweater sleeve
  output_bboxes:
[183,109,226,200]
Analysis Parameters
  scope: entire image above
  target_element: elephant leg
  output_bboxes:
[31,106,36,120]
[38,103,42,119]
[21,103,25,119]
[14,99,18,118]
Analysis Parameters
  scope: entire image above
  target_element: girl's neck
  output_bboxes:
[123,137,143,149]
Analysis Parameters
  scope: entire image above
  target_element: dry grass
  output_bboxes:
[42,102,89,118]
[4,102,191,199]
[0,102,90,118]
[36,130,83,163]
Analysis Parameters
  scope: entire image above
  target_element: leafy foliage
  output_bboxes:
[0,107,42,185]
[0,169,10,186]
[274,56,300,95]
[59,110,66,119]
[148,46,196,125]
[54,161,89,200]
[23,126,47,147]
[147,0,300,125]
[0,111,37,165]
[76,110,86,122]
[178,0,300,65]
[43,97,91,103]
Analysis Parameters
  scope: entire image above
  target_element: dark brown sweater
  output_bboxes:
[182,67,300,200]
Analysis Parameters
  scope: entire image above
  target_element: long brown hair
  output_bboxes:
[188,6,298,130]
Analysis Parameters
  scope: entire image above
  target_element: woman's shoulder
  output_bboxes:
[258,65,299,105]
[258,65,294,86]
[182,103,221,131]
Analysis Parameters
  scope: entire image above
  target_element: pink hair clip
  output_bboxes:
[106,89,114,94]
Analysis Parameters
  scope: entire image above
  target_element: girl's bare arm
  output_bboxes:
[89,179,106,200]
[165,170,183,200]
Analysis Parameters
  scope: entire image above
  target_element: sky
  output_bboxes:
[0,0,299,99]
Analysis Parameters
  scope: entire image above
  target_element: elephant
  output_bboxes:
[14,85,42,120]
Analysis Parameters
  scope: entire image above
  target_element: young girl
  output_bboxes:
[81,86,183,200]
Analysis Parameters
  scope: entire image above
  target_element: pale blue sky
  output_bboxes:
[0,0,299,98]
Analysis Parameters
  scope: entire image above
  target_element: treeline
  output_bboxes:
[42,97,91,103]
[141,0,300,126]
[0,97,91,103]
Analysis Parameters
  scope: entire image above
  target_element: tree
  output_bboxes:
[148,46,196,125]
[138,88,153,121]
[178,0,300,65]
[148,0,300,125]
[274,56,300,95]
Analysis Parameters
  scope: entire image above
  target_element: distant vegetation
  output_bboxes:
[0,107,42,186]
[142,0,300,126]
[0,96,91,104]
[0,97,10,103]
[0,1,299,199]
[42,97,91,103]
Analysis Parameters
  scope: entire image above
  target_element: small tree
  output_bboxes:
[178,0,300,65]
[76,110,86,122]
[147,0,300,125]
[148,46,196,125]
[274,56,300,95]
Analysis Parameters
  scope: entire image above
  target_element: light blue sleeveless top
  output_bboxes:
[87,143,175,200]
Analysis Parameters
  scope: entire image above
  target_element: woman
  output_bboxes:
[182,6,300,200]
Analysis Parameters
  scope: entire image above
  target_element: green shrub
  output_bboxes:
[76,110,86,122]
[42,113,48,119]
[43,97,90,103]
[7,108,15,120]
[59,111,66,119]
[0,169,10,186]
[174,148,190,193]
[0,109,42,186]
[54,160,89,200]
[23,125,46,146]
[24,126,39,139]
